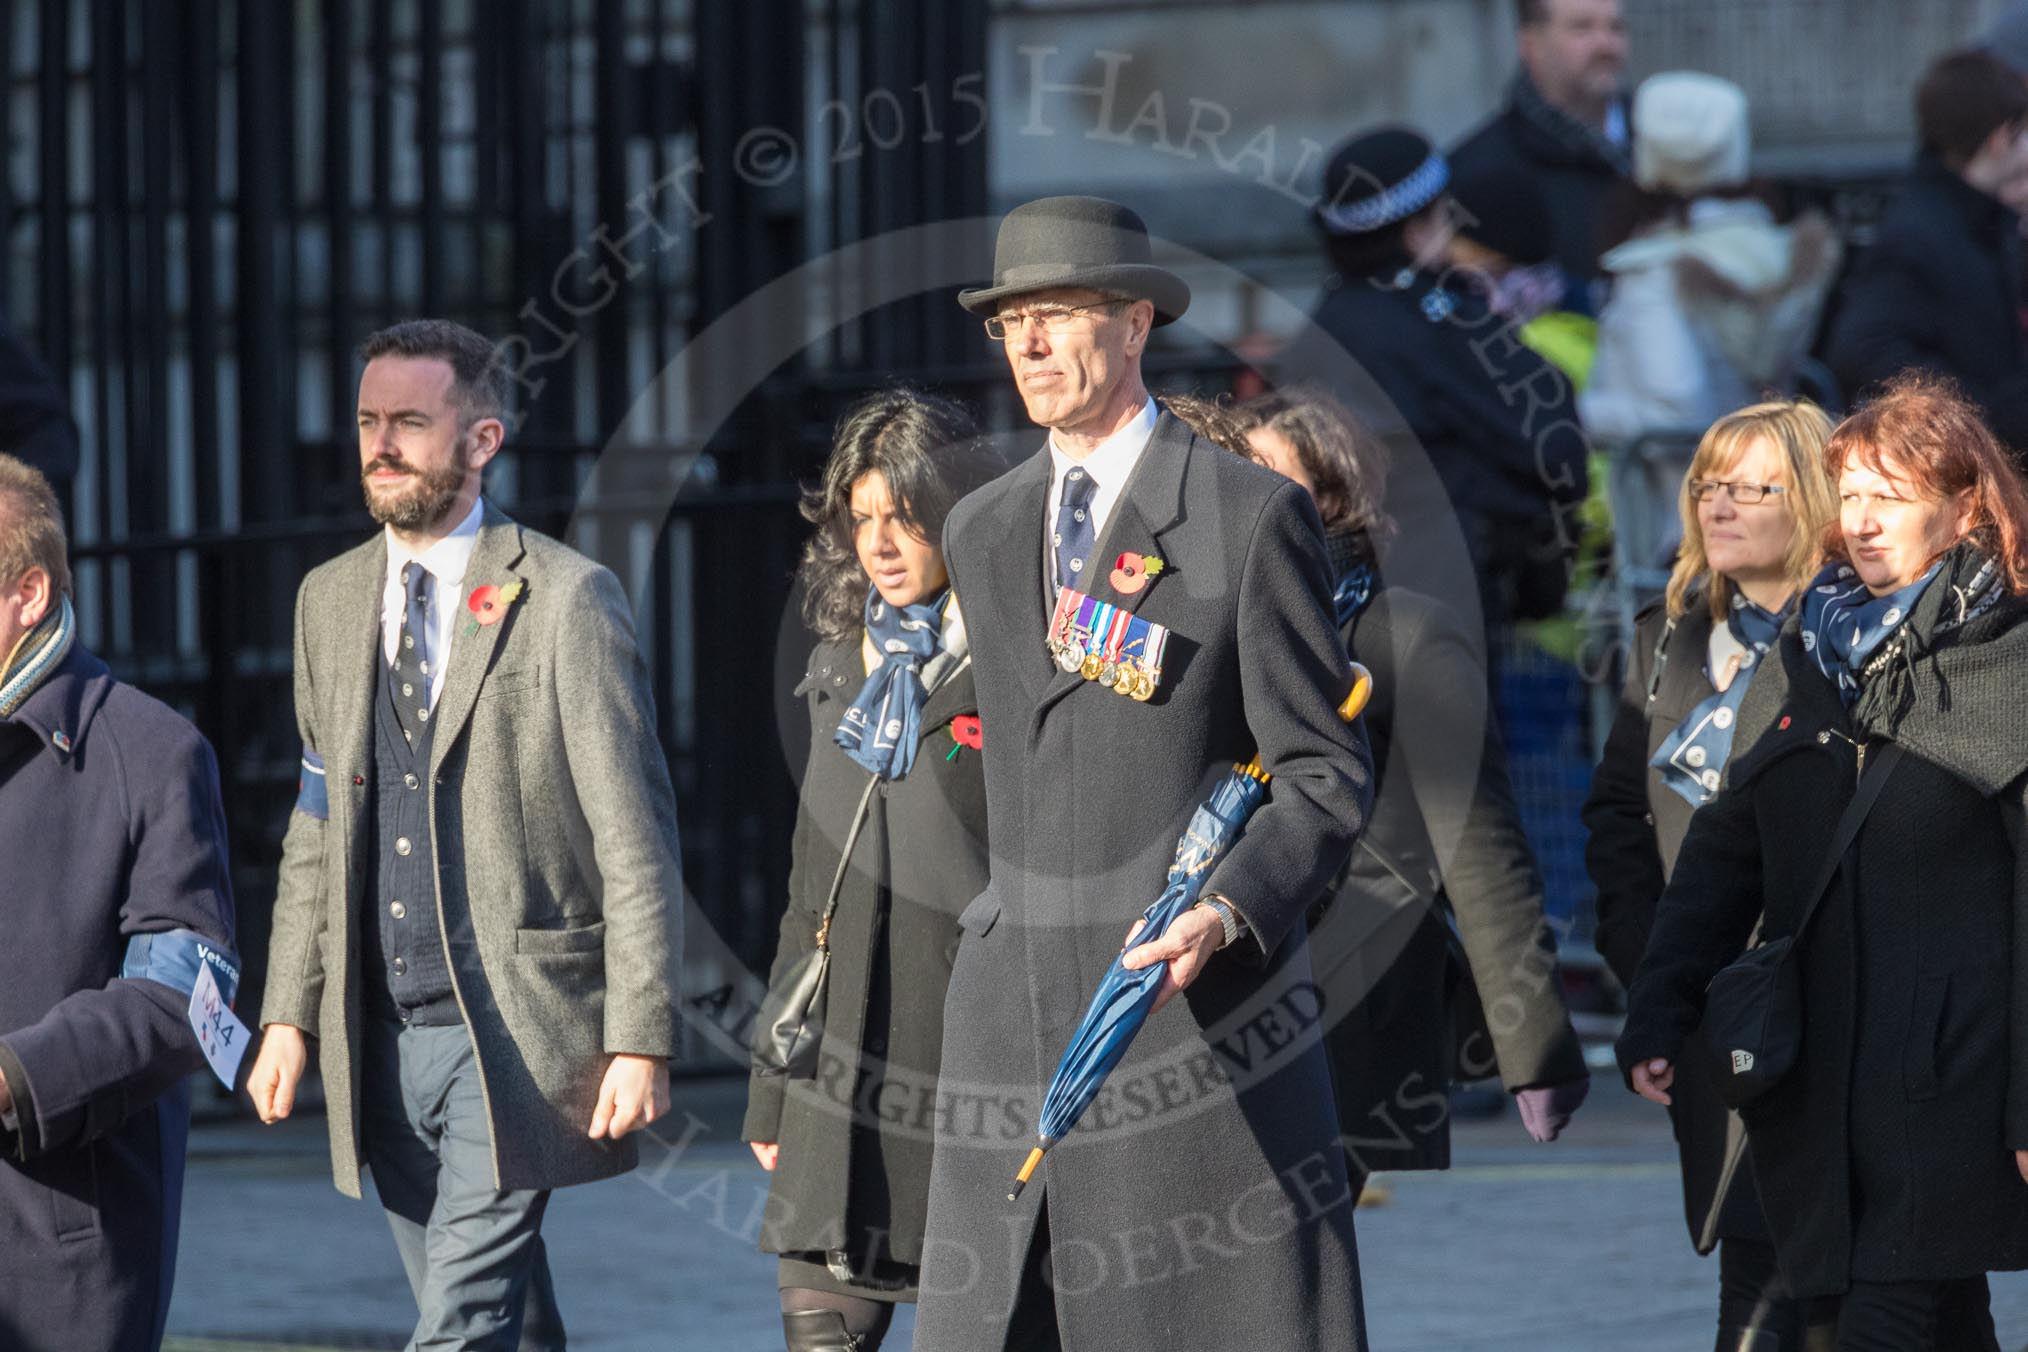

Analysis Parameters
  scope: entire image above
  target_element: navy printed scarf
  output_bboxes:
[1799,560,1940,708]
[834,587,947,780]
[1649,592,1784,806]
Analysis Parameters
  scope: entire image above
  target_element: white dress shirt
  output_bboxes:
[1043,397,1159,587]
[381,497,484,710]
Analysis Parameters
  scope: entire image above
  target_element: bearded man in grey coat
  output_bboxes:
[246,319,685,1350]
[914,197,1375,1351]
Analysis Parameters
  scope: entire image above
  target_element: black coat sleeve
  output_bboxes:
[1583,622,1669,989]
[1396,599,1587,1091]
[0,716,235,1162]
[1613,774,1764,1087]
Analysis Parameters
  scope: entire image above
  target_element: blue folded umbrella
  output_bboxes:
[1008,667,1371,1201]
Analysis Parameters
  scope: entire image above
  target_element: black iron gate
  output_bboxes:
[8,0,992,1027]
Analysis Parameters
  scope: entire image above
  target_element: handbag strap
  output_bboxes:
[1788,740,1903,944]
[815,775,881,951]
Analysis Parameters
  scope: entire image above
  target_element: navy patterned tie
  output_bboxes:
[390,562,433,745]
[1053,466,1099,591]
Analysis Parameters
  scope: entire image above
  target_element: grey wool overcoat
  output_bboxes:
[914,413,1376,1352]
[261,503,685,1196]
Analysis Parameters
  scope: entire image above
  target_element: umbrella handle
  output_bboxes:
[1239,662,1373,781]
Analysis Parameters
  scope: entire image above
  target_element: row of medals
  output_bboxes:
[1048,634,1157,700]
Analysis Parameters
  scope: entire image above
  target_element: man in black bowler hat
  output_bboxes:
[915,195,1375,1351]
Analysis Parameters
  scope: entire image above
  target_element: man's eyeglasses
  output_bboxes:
[1688,478,1786,505]
[983,301,1126,342]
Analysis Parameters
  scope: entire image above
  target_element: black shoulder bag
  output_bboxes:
[752,776,879,1080]
[1698,741,1902,1110]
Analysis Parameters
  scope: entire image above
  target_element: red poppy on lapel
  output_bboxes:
[464,579,524,636]
[952,714,983,750]
[1109,551,1165,595]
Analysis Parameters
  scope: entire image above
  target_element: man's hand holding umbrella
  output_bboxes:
[1120,901,1232,1014]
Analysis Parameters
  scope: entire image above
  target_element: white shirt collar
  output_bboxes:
[1048,396,1160,491]
[385,496,484,590]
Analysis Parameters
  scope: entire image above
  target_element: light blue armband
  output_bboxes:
[121,930,241,1007]
[296,747,329,820]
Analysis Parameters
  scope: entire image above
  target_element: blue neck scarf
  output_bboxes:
[1650,593,1786,806]
[1799,560,1941,708]
[1333,562,1376,627]
[834,587,947,780]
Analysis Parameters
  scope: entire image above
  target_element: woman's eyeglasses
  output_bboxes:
[1688,479,1787,505]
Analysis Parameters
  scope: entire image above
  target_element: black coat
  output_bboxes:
[1583,602,1769,1252]
[1616,586,2028,1298]
[0,643,237,1352]
[743,633,986,1269]
[1319,583,1586,1175]
[1826,154,2028,455]
[917,414,1374,1351]
[1448,78,1632,306]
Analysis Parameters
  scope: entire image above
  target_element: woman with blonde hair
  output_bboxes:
[1584,399,1838,1349]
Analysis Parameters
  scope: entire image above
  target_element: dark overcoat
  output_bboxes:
[914,414,1375,1352]
[1825,154,2028,455]
[743,635,986,1268]
[0,642,236,1352]
[1585,602,1775,1252]
[1447,79,1632,305]
[1318,584,1585,1175]
[1616,591,2028,1298]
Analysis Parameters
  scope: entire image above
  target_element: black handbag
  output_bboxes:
[752,777,878,1080]
[1698,741,1901,1110]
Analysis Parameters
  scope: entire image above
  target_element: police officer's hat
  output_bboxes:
[1313,128,1451,237]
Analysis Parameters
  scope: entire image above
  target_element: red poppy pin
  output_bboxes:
[946,714,983,761]
[1109,550,1165,596]
[1779,716,1791,730]
[463,579,525,636]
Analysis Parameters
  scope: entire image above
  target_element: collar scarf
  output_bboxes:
[834,587,947,781]
[1326,529,1378,627]
[1649,593,1783,805]
[1508,70,1632,177]
[1799,559,1941,708]
[0,594,75,718]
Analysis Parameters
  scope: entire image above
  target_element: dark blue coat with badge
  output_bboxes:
[0,641,237,1352]
[1285,260,1590,623]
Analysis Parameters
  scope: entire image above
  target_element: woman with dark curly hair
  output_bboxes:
[743,388,999,1352]
[1619,372,2028,1349]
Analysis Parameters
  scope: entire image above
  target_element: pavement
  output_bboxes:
[161,1071,2028,1351]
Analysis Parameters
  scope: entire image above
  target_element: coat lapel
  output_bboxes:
[1035,412,1193,718]
[428,504,530,774]
[971,448,1055,706]
[326,534,389,793]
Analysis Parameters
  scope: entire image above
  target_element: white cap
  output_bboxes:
[1633,72,1751,196]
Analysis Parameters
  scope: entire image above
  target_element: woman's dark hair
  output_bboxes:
[1594,180,1783,256]
[1917,49,2028,166]
[1822,369,2028,595]
[1231,386,1394,540]
[797,387,995,643]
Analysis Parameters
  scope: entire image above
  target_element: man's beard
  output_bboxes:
[362,449,467,530]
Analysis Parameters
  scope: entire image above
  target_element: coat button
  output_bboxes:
[395,836,412,856]
[392,958,407,975]
[1643,812,1655,826]
[390,901,406,920]
[405,773,420,791]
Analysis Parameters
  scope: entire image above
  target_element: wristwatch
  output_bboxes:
[1199,894,1248,950]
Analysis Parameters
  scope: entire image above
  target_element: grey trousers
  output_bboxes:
[362,1019,565,1352]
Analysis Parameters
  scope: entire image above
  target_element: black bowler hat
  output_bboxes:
[959,195,1191,326]
[1449,162,1555,266]
[1313,127,1451,237]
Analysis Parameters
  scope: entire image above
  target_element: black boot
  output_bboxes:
[783,1308,864,1352]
